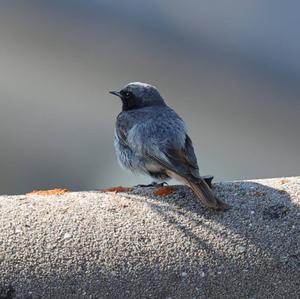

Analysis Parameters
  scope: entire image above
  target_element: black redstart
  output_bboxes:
[110,82,229,210]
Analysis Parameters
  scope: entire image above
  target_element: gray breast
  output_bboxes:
[114,131,135,171]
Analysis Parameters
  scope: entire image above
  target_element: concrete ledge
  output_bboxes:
[0,177,299,298]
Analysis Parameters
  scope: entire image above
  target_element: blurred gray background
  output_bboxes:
[0,1,299,195]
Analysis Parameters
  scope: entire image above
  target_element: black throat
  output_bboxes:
[122,100,139,111]
[122,98,165,111]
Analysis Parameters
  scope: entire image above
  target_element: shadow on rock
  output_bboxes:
[125,180,300,298]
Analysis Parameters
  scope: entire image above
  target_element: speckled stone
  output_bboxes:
[0,177,299,298]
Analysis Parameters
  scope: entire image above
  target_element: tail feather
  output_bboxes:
[187,178,230,210]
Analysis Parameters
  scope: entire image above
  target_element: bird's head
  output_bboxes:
[109,82,165,111]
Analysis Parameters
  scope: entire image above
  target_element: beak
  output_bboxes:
[109,91,122,98]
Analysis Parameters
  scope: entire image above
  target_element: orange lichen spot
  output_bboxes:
[102,186,133,193]
[280,179,289,185]
[26,188,69,196]
[153,186,177,196]
[255,191,266,197]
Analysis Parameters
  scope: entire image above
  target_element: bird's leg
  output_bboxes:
[202,175,214,188]
[135,181,169,188]
[136,177,213,188]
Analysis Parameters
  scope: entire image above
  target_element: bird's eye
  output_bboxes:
[125,92,131,98]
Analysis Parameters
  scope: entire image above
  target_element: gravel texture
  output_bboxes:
[0,177,299,299]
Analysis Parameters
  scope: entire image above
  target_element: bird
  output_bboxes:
[109,82,229,210]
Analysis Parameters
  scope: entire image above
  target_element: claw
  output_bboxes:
[202,175,214,188]
[135,181,169,188]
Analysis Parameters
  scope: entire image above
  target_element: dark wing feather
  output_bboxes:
[184,135,199,174]
[144,134,200,179]
[145,134,229,210]
[171,135,200,178]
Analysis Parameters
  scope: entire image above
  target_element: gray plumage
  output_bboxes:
[110,82,229,210]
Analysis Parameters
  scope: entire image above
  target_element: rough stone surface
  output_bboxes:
[0,177,299,299]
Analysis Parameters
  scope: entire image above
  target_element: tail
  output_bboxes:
[187,178,230,210]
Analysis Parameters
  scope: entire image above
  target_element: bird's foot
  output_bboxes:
[136,177,213,188]
[135,181,169,188]
[202,175,214,188]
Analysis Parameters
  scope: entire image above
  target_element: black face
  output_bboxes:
[119,90,139,111]
[109,83,165,111]
[109,89,141,111]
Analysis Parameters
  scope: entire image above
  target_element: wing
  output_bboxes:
[123,110,200,179]
[145,134,201,180]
